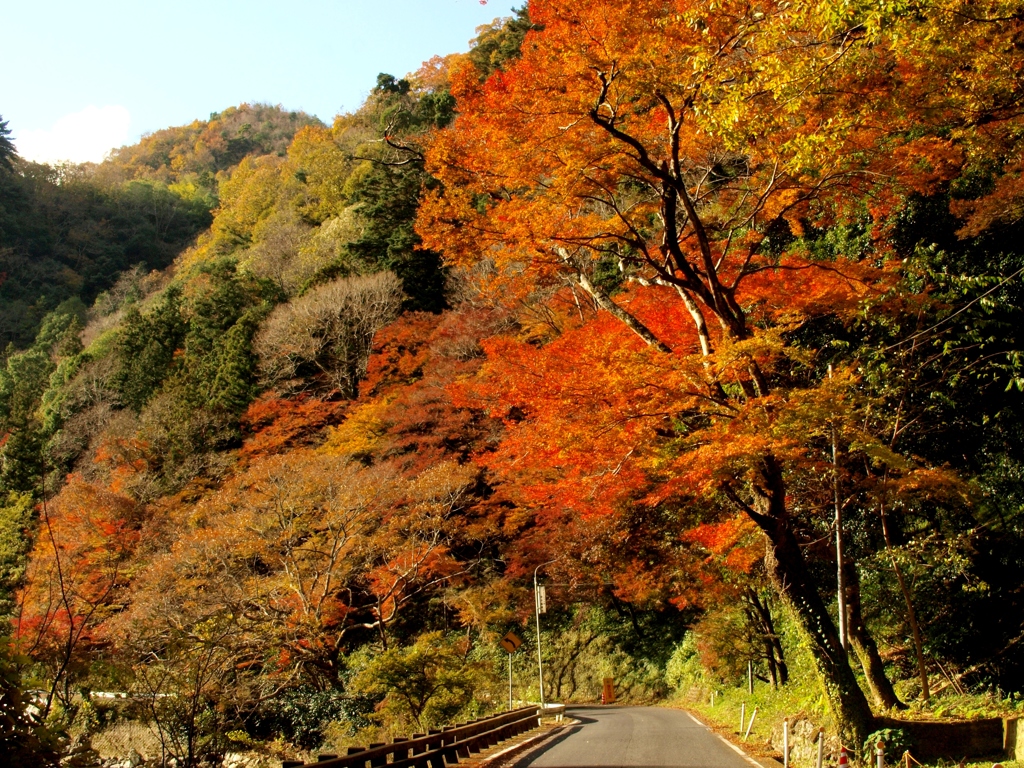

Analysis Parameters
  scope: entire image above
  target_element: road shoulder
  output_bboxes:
[679,706,785,768]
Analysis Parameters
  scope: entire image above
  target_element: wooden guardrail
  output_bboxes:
[282,705,542,768]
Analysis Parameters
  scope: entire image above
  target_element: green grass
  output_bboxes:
[666,631,834,764]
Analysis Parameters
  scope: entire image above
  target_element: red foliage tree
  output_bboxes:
[15,476,143,715]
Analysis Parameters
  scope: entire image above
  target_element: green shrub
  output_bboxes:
[863,727,913,761]
[253,687,374,749]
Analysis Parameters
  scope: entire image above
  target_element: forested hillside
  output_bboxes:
[2,2,1023,766]
[0,104,321,348]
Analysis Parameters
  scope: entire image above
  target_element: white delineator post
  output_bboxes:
[783,718,789,768]
[740,703,746,734]
[744,707,758,741]
[816,728,825,768]
[876,740,886,768]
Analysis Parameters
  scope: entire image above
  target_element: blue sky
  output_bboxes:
[5,0,513,164]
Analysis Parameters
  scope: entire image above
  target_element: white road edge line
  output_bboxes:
[681,710,766,768]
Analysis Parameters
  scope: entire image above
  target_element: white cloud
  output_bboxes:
[15,105,132,165]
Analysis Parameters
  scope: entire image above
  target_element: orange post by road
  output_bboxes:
[602,677,616,704]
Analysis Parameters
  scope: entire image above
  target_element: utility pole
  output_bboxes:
[533,559,558,710]
[829,364,848,649]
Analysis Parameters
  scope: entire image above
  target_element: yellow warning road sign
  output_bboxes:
[499,631,523,654]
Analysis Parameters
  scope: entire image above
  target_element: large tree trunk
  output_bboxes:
[763,527,875,747]
[731,459,876,748]
[845,562,907,711]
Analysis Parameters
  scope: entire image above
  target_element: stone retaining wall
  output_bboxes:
[771,716,1019,764]
[875,716,1004,760]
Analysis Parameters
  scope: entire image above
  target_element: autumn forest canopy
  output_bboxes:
[2,1,1024,764]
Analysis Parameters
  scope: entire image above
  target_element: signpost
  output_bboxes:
[499,631,522,710]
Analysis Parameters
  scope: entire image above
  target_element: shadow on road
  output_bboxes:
[509,725,580,766]
[510,707,631,768]
[508,708,600,768]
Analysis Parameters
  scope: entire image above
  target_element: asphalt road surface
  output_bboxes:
[514,706,756,768]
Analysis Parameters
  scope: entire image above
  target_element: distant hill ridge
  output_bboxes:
[0,103,320,348]
[92,103,324,195]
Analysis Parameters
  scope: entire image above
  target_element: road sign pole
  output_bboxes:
[497,630,522,712]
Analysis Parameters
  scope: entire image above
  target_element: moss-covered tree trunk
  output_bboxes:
[735,459,876,749]
[846,562,906,711]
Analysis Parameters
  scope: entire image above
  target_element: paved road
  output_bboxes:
[514,706,755,768]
